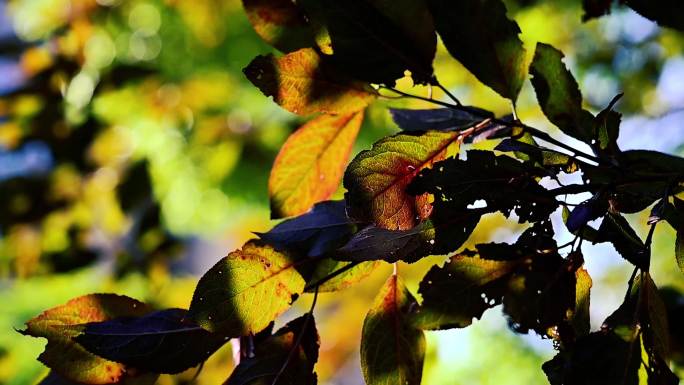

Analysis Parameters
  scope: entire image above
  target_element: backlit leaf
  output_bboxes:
[298,0,436,85]
[188,242,306,336]
[344,130,460,230]
[529,43,595,143]
[361,275,425,385]
[74,308,227,374]
[269,112,363,218]
[571,267,592,339]
[20,294,150,385]
[307,259,379,292]
[427,0,527,101]
[243,0,315,53]
[243,48,376,116]
[676,231,684,275]
[258,200,355,257]
[225,315,319,385]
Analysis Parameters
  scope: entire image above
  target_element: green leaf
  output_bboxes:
[307,259,379,292]
[529,43,595,143]
[298,0,436,85]
[225,315,319,385]
[242,0,316,53]
[344,130,460,230]
[188,242,306,336]
[427,0,527,101]
[571,267,592,338]
[243,48,377,116]
[361,275,425,385]
[19,294,151,385]
[676,231,684,275]
[413,251,519,330]
[592,93,622,157]
[269,112,363,218]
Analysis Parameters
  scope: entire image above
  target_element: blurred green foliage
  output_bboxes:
[1,0,683,384]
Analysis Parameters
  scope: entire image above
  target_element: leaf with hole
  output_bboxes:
[344,130,461,230]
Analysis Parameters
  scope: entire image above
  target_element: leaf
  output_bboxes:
[571,267,593,338]
[298,0,436,85]
[361,275,425,385]
[564,194,608,233]
[582,0,613,21]
[225,315,319,385]
[74,308,227,374]
[592,93,622,157]
[389,106,493,132]
[269,112,363,218]
[188,242,306,336]
[19,294,151,385]
[242,0,316,53]
[408,150,558,223]
[37,371,157,385]
[543,331,641,385]
[243,48,376,116]
[427,0,527,101]
[413,251,519,330]
[594,212,647,269]
[337,210,481,263]
[622,0,684,31]
[676,231,684,275]
[344,130,460,230]
[529,43,595,143]
[307,259,379,292]
[495,138,578,173]
[258,200,355,257]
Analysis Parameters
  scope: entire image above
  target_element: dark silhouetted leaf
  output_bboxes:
[594,212,647,269]
[298,0,436,85]
[409,150,558,223]
[225,315,319,385]
[188,242,306,336]
[258,200,355,257]
[495,138,578,173]
[413,250,518,330]
[529,43,595,143]
[582,0,613,21]
[543,331,641,385]
[243,0,316,53]
[565,194,608,233]
[623,0,684,31]
[243,48,376,115]
[337,210,480,263]
[592,93,622,158]
[361,275,425,385]
[19,294,150,384]
[269,111,363,218]
[344,130,460,230]
[389,106,493,132]
[74,309,227,374]
[427,0,526,101]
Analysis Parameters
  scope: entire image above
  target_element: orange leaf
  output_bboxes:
[270,111,363,218]
[243,48,376,115]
